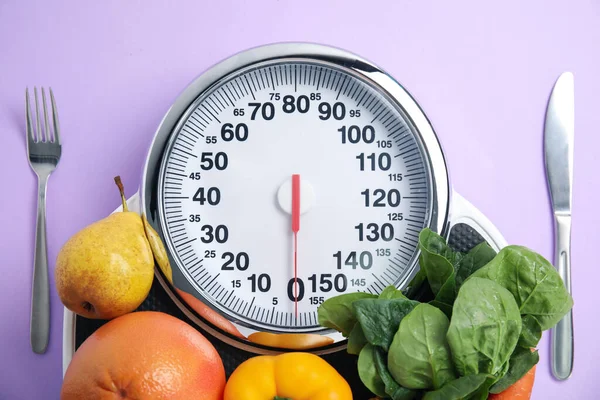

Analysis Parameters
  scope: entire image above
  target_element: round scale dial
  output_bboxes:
[158,61,431,333]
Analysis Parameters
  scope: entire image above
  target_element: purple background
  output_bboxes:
[1,0,598,398]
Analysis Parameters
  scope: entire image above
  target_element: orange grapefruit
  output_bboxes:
[61,311,225,400]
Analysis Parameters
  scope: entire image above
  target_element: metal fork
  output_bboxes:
[26,87,62,354]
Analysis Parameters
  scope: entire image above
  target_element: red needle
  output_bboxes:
[292,174,301,320]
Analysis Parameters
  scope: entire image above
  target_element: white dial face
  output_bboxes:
[159,61,431,332]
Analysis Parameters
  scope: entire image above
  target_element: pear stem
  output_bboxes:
[114,176,129,212]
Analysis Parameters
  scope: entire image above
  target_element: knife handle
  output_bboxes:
[551,214,574,380]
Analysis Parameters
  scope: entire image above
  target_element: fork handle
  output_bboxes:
[31,175,50,354]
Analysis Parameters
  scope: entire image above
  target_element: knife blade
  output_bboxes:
[543,71,574,380]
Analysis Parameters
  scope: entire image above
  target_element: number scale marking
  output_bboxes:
[159,62,431,332]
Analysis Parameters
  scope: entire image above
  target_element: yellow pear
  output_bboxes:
[55,177,154,319]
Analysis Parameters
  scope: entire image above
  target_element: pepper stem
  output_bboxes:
[273,397,292,400]
[114,176,128,212]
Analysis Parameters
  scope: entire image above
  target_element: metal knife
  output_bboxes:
[544,71,574,380]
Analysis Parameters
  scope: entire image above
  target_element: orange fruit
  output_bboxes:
[61,311,226,400]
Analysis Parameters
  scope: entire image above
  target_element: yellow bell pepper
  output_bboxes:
[224,352,352,400]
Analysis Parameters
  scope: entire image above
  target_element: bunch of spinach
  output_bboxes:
[317,228,573,399]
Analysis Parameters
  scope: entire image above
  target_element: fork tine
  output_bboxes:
[25,88,36,144]
[41,88,52,142]
[34,87,43,142]
[49,88,60,145]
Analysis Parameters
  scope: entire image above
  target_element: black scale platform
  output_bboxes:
[74,223,485,398]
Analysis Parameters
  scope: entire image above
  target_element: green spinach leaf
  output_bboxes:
[435,272,456,304]
[455,242,497,287]
[429,300,453,318]
[447,277,522,376]
[353,298,419,351]
[470,245,574,330]
[380,285,408,300]
[347,323,368,355]
[418,229,457,295]
[388,304,456,390]
[317,292,377,336]
[357,344,387,398]
[466,376,496,400]
[431,271,457,318]
[496,358,510,380]
[418,228,463,266]
[518,315,542,349]
[422,374,489,400]
[489,347,539,394]
[373,346,418,400]
[405,269,428,299]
